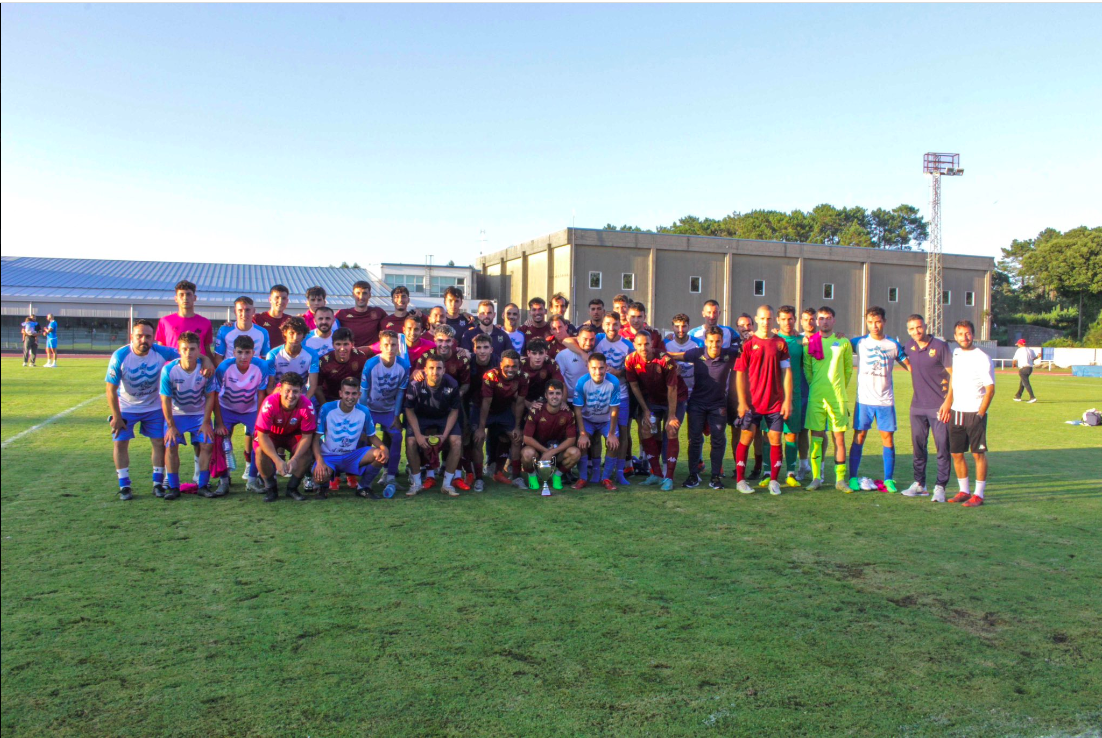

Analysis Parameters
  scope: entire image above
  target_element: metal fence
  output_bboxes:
[2,327,125,354]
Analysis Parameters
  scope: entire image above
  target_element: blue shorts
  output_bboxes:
[617,395,630,427]
[166,414,212,446]
[583,419,617,438]
[739,410,785,433]
[112,408,165,442]
[371,409,401,434]
[318,447,374,475]
[46,338,58,349]
[484,410,516,434]
[854,403,898,433]
[220,407,257,436]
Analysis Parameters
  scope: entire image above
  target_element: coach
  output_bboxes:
[902,314,953,501]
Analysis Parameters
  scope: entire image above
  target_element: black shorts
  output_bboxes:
[412,420,461,438]
[949,411,988,454]
[739,410,784,433]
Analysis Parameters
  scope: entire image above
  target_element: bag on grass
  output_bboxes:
[1083,409,1101,427]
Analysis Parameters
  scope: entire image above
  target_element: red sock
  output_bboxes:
[642,436,662,475]
[665,437,679,479]
[735,443,749,482]
[771,444,783,480]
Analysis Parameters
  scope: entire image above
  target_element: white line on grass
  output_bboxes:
[1,397,99,449]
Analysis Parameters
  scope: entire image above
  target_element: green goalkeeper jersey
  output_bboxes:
[803,332,853,407]
[780,333,806,404]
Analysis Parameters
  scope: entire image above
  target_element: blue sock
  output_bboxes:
[883,446,896,480]
[617,458,626,472]
[848,442,863,479]
[360,465,382,488]
[152,466,165,485]
[166,472,180,489]
[578,456,589,480]
[603,455,617,480]
[248,458,258,478]
[197,470,210,488]
[117,468,131,489]
[591,457,603,482]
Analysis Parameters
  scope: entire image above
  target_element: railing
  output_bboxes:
[2,328,125,354]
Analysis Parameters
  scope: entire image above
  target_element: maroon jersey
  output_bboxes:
[734,334,791,414]
[468,358,497,404]
[480,368,530,416]
[335,306,388,348]
[317,349,369,402]
[523,405,577,446]
[543,336,568,360]
[621,325,666,354]
[624,352,688,405]
[521,357,563,402]
[417,351,471,387]
[380,311,428,335]
[520,323,553,345]
[255,311,291,349]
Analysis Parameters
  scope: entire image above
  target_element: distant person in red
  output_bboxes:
[335,280,388,351]
[255,284,291,350]
[521,338,563,413]
[625,330,687,491]
[155,280,214,358]
[254,373,317,503]
[621,302,665,354]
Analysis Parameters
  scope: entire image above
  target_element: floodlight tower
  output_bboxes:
[923,153,964,338]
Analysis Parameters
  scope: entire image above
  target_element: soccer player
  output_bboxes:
[572,353,621,490]
[213,335,270,495]
[520,297,553,344]
[476,350,529,486]
[464,333,499,491]
[359,329,411,498]
[795,307,819,477]
[611,294,631,326]
[427,306,446,331]
[733,305,793,496]
[688,300,738,348]
[545,314,572,360]
[443,286,473,332]
[555,326,596,404]
[581,313,634,484]
[521,379,581,491]
[776,306,807,485]
[902,314,953,501]
[665,314,701,394]
[404,355,464,496]
[549,293,575,331]
[304,306,337,358]
[735,313,754,342]
[312,378,390,499]
[159,332,219,499]
[579,298,606,333]
[803,306,853,491]
[302,286,329,331]
[502,303,526,353]
[947,320,995,508]
[43,314,59,367]
[460,300,511,359]
[214,295,271,363]
[254,373,317,502]
[625,330,687,491]
[317,328,370,404]
[380,285,425,334]
[1012,338,1038,403]
[521,338,563,413]
[335,280,388,351]
[265,317,321,403]
[848,306,910,493]
[155,280,214,358]
[414,326,472,490]
[377,315,435,364]
[21,314,39,367]
[255,284,291,350]
[106,320,181,500]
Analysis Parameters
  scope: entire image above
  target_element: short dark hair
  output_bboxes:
[628,302,646,314]
[549,313,567,327]
[801,307,817,318]
[703,299,720,309]
[282,316,309,335]
[270,284,290,296]
[954,320,975,333]
[865,306,886,320]
[631,330,651,342]
[546,379,565,394]
[817,306,836,318]
[391,285,410,298]
[738,312,753,323]
[279,372,305,388]
[588,352,607,364]
[134,319,155,331]
[472,333,492,346]
[528,297,546,309]
[306,286,327,300]
[551,293,569,308]
[314,306,335,315]
[778,305,796,317]
[613,294,630,305]
[404,315,421,327]
[340,376,360,391]
[526,338,548,353]
[233,335,255,351]
[588,298,605,308]
[177,331,201,347]
[444,286,464,301]
[577,324,598,335]
[333,327,355,343]
[907,314,926,325]
[500,349,521,363]
[378,329,400,342]
[705,326,725,339]
[234,295,254,307]
[603,312,621,323]
[672,313,691,324]
[422,354,444,367]
[504,302,520,312]
[175,280,197,293]
[352,280,372,292]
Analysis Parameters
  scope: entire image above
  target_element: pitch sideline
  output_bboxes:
[1,397,99,450]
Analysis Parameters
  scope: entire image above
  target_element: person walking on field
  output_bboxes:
[1012,338,1038,403]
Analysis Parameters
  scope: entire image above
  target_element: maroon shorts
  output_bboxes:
[255,434,303,455]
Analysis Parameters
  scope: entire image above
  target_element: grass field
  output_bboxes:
[2,358,1100,737]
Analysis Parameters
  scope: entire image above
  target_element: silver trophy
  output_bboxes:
[536,443,558,496]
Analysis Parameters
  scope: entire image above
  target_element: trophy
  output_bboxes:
[535,443,558,496]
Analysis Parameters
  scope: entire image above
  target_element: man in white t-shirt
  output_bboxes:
[945,321,995,507]
[1012,338,1037,403]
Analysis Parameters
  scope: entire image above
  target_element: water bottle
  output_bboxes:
[223,437,237,471]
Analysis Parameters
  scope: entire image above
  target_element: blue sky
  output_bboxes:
[2,3,1099,267]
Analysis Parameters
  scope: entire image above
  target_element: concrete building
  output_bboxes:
[372,262,479,310]
[475,228,994,340]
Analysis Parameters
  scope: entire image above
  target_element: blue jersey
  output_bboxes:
[159,359,216,416]
[594,333,634,400]
[46,320,59,342]
[359,354,410,414]
[214,323,271,359]
[573,374,622,423]
[106,344,180,412]
[215,357,269,414]
[317,401,374,456]
[688,324,739,349]
[266,345,320,385]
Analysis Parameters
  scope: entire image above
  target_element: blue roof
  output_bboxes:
[1,256,390,307]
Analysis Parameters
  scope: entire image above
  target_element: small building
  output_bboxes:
[475,228,995,340]
[371,262,479,310]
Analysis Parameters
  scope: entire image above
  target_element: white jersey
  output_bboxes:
[506,329,525,353]
[688,324,738,349]
[159,359,216,416]
[106,344,179,413]
[359,355,411,414]
[266,345,320,384]
[1013,347,1036,368]
[950,347,995,413]
[215,357,269,414]
[555,349,590,401]
[594,333,634,400]
[304,331,335,358]
[214,322,271,359]
[665,335,702,392]
[316,400,374,456]
[851,335,907,407]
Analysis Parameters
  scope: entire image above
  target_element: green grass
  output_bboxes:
[2,358,1101,737]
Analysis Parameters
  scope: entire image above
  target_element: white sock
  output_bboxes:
[427,470,436,479]
[411,472,422,486]
[974,481,986,498]
[117,468,130,480]
[444,472,455,486]
[958,477,971,495]
[386,474,396,482]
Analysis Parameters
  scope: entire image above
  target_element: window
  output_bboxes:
[754,279,766,297]
[385,274,426,294]
[429,276,465,297]
[622,273,635,291]
[589,271,602,289]
[942,290,951,305]
[689,276,702,294]
[888,287,899,303]
[965,291,975,307]
[823,283,834,300]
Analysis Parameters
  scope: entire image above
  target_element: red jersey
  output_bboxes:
[335,306,388,348]
[521,357,563,401]
[621,325,666,354]
[520,323,553,345]
[317,349,369,402]
[480,368,530,416]
[734,334,791,414]
[468,359,498,404]
[255,312,291,349]
[380,311,428,335]
[417,351,472,387]
[255,392,317,437]
[523,405,577,446]
[624,353,687,405]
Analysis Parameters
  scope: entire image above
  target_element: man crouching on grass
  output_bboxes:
[521,379,581,492]
[311,378,389,500]
[254,373,317,502]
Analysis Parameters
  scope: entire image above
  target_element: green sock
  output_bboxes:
[785,440,798,473]
[835,462,847,484]
[810,436,824,479]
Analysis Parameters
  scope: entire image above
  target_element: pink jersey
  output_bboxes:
[255,392,317,437]
[302,311,317,331]
[155,313,214,357]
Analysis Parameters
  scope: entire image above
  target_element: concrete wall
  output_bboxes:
[868,262,926,339]
[730,250,801,325]
[654,250,725,329]
[942,267,987,335]
[800,258,865,336]
[574,245,653,318]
